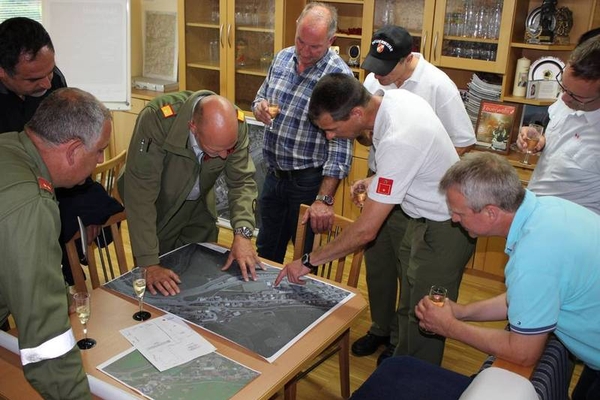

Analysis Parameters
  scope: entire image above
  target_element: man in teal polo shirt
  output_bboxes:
[417,152,600,400]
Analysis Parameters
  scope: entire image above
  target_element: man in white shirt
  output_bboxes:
[276,73,474,367]
[517,36,600,215]
[351,25,476,364]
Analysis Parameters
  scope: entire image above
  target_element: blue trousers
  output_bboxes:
[350,356,472,400]
[256,168,322,263]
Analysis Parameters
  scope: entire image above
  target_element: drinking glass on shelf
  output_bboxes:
[267,99,280,129]
[521,124,544,165]
[132,267,151,321]
[419,285,448,335]
[73,292,96,350]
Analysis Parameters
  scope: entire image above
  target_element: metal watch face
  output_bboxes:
[315,194,334,206]
[234,227,253,239]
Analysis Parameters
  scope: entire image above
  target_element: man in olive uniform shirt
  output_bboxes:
[0,87,111,399]
[119,91,260,296]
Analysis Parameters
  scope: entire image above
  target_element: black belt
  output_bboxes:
[271,166,322,180]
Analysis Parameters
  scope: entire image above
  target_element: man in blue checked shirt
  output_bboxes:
[252,2,354,263]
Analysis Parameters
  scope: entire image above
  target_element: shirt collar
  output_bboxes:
[506,190,537,255]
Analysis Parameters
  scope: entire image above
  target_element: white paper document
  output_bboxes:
[120,315,216,372]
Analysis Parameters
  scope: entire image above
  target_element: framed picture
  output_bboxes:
[475,101,521,155]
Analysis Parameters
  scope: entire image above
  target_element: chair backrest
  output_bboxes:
[92,149,127,202]
[293,204,363,288]
[65,211,130,293]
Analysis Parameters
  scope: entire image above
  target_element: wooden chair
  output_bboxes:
[92,149,126,202]
[284,204,364,400]
[65,211,129,293]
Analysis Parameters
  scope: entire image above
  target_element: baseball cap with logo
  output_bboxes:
[361,25,413,76]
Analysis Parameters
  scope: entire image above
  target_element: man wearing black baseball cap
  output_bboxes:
[351,25,476,366]
[361,25,413,76]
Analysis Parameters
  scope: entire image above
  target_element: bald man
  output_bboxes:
[119,90,260,296]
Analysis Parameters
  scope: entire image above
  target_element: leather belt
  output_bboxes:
[271,166,322,180]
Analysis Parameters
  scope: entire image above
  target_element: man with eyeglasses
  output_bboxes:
[118,91,260,296]
[517,36,600,215]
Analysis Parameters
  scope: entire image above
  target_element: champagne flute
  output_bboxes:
[73,292,96,350]
[521,124,543,165]
[267,99,280,129]
[132,267,151,321]
[420,285,448,335]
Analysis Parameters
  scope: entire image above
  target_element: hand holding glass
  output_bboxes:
[267,100,280,129]
[132,267,151,321]
[73,292,96,349]
[521,124,543,165]
[420,285,448,335]
[353,182,367,208]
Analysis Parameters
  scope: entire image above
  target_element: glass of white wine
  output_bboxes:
[521,124,543,165]
[267,99,280,129]
[419,285,448,335]
[132,267,151,321]
[73,292,96,350]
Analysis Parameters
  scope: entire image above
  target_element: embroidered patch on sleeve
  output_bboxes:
[160,104,176,118]
[37,177,54,193]
[376,177,393,195]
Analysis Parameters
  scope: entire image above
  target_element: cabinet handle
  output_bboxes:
[421,31,427,55]
[219,24,224,48]
[227,24,232,48]
[433,32,438,62]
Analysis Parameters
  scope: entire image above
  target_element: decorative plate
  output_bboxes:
[528,56,565,81]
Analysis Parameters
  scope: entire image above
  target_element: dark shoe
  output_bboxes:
[376,343,396,366]
[352,332,390,356]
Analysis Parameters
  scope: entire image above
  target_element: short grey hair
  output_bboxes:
[26,87,111,149]
[297,2,338,39]
[439,152,525,213]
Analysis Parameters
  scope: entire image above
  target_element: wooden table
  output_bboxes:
[1,279,366,400]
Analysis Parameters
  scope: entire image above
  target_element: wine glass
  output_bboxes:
[132,267,151,321]
[420,285,448,335]
[521,124,543,165]
[267,99,280,129]
[73,292,96,350]
[353,182,367,208]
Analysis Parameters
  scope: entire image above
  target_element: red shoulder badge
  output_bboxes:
[376,177,393,195]
[160,104,176,118]
[37,177,54,194]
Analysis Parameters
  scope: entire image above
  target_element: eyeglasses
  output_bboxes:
[556,69,600,107]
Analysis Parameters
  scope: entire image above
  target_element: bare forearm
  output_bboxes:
[454,293,508,321]
[318,176,341,197]
[446,319,546,366]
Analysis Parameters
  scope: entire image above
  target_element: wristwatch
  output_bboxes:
[302,253,318,272]
[315,194,334,206]
[234,226,253,239]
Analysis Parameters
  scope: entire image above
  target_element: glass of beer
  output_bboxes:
[521,124,543,165]
[353,182,367,208]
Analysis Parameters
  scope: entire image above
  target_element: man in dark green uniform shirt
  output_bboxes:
[0,87,111,399]
[119,91,261,296]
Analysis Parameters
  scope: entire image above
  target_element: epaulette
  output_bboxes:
[37,177,54,194]
[160,104,176,118]
[237,109,245,122]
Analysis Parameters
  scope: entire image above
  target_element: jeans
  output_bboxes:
[256,168,322,263]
